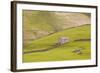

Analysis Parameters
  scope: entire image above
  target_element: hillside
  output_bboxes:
[23,24,91,62]
[23,10,91,43]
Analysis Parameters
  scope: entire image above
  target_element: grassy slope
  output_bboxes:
[23,24,91,62]
[23,11,90,42]
[23,11,53,30]
[23,11,54,43]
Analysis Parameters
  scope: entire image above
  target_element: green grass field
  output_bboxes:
[23,24,91,63]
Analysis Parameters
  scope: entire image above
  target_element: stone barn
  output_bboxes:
[58,37,69,45]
